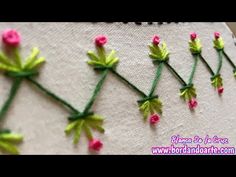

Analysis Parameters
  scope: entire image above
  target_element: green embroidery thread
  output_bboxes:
[212,32,236,95]
[137,36,168,122]
[0,31,105,153]
[1,29,236,154]
[0,129,23,155]
[88,36,161,125]
[147,35,199,110]
[0,44,45,154]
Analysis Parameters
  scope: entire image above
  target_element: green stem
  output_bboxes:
[165,62,187,86]
[26,77,79,114]
[188,55,199,85]
[148,62,164,97]
[83,69,109,114]
[199,54,215,76]
[0,78,23,121]
[222,50,236,69]
[216,50,223,75]
[110,68,147,97]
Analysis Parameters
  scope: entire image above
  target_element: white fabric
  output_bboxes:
[0,22,235,154]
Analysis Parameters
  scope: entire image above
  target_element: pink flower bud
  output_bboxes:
[188,98,198,109]
[218,86,224,94]
[214,32,221,39]
[149,114,160,125]
[190,32,197,41]
[152,35,160,45]
[2,29,21,47]
[89,139,103,151]
[95,35,107,47]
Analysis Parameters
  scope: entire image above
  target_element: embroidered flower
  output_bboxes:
[211,74,223,89]
[89,139,103,151]
[149,114,160,125]
[190,32,197,41]
[95,35,107,47]
[138,98,162,120]
[213,32,224,50]
[2,29,21,47]
[189,33,202,54]
[180,84,197,101]
[152,35,160,46]
[87,36,119,69]
[218,86,224,94]
[0,30,47,154]
[149,35,169,62]
[65,114,105,147]
[188,98,198,109]
[0,30,45,73]
[180,84,198,109]
[214,32,221,39]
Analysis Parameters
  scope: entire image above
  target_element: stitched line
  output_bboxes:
[82,69,109,114]
[0,77,23,121]
[27,77,79,114]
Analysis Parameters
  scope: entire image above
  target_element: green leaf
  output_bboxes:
[213,38,224,50]
[24,48,40,69]
[66,114,105,144]
[0,133,23,142]
[139,101,150,119]
[73,120,84,144]
[189,39,202,54]
[96,47,106,63]
[106,50,116,62]
[83,124,93,140]
[94,125,105,133]
[180,85,197,100]
[149,53,159,60]
[88,122,105,133]
[0,63,20,72]
[86,120,104,127]
[148,43,169,61]
[0,141,20,154]
[87,114,104,122]
[149,45,158,54]
[65,121,78,135]
[13,48,22,69]
[211,75,223,88]
[180,90,186,100]
[180,88,187,97]
[107,57,119,67]
[87,60,105,67]
[189,87,197,98]
[87,51,99,61]
[139,98,163,120]
[159,43,169,60]
[106,50,119,66]
[28,57,46,69]
[0,52,14,66]
[151,99,163,114]
[87,46,119,68]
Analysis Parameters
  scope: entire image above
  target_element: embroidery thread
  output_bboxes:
[188,32,225,95]
[147,35,198,110]
[1,29,236,154]
[0,30,104,153]
[138,35,166,123]
[212,32,236,94]
[87,36,156,126]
